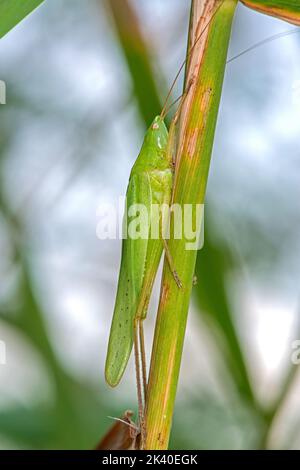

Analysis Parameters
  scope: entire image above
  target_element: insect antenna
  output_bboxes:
[161,6,300,119]
[161,94,183,119]
[160,0,226,119]
[227,28,300,64]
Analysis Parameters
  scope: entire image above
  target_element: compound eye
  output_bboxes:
[152,122,159,130]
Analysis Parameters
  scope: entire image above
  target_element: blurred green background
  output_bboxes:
[0,0,300,449]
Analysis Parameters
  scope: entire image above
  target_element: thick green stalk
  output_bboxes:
[145,0,238,450]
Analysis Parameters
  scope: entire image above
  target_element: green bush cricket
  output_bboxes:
[104,114,176,382]
[105,111,181,445]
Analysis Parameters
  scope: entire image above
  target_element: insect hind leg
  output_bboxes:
[133,317,146,449]
[139,319,147,402]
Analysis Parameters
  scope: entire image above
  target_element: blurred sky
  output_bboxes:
[0,0,300,449]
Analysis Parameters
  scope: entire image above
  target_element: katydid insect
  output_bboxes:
[105,115,175,383]
[105,113,181,445]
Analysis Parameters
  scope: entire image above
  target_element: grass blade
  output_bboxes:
[0,0,45,39]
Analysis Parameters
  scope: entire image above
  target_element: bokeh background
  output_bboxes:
[0,0,300,450]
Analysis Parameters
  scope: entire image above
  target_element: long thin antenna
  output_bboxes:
[227,28,300,64]
[162,19,300,118]
[161,94,183,119]
[163,27,300,117]
[160,0,225,118]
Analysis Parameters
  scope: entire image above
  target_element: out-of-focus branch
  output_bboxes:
[105,0,164,126]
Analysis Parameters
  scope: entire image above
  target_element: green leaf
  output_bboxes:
[0,0,45,39]
[241,0,300,25]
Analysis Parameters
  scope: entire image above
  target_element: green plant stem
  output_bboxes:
[145,0,238,450]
